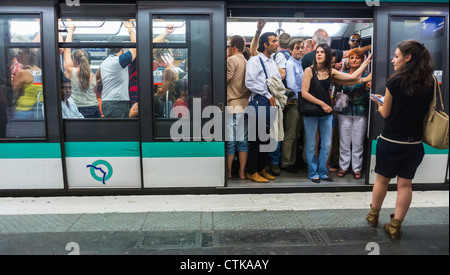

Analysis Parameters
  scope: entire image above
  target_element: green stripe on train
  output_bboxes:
[64,141,140,157]
[371,140,449,155]
[64,141,224,158]
[0,143,61,159]
[142,142,224,158]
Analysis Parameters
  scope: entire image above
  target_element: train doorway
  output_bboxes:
[225,12,374,188]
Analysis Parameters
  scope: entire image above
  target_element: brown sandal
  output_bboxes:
[337,170,347,177]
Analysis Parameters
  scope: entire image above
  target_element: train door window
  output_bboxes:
[0,15,45,138]
[58,18,137,119]
[389,16,445,81]
[152,16,212,139]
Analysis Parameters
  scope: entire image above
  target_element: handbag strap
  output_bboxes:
[258,56,269,80]
[258,56,275,97]
[433,75,444,111]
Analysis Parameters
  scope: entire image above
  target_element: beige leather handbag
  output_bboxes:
[423,76,449,149]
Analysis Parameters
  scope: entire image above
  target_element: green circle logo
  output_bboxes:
[86,160,113,184]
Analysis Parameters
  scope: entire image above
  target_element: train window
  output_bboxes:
[0,15,45,138]
[153,19,186,43]
[60,19,136,43]
[59,18,137,119]
[152,16,212,139]
[389,16,445,79]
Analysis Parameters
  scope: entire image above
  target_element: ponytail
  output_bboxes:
[73,49,91,91]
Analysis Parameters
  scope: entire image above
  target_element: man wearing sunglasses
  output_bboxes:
[343,34,365,72]
[348,34,362,50]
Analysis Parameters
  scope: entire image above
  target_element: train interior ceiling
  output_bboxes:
[225,17,373,187]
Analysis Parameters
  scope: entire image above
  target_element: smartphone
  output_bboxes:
[370,94,384,105]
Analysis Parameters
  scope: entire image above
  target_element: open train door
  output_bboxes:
[137,1,227,188]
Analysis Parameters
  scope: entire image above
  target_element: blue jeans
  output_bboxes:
[303,115,333,179]
[269,141,281,165]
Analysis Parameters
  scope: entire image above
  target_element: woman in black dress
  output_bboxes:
[367,40,435,240]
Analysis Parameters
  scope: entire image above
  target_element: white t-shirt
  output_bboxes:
[100,51,133,101]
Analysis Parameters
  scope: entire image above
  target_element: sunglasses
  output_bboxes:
[226,45,233,48]
[350,38,361,43]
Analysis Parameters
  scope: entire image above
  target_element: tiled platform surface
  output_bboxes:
[0,191,448,255]
[0,207,447,233]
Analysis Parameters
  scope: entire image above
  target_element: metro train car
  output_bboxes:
[0,0,448,196]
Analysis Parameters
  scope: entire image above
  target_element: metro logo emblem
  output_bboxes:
[86,160,113,184]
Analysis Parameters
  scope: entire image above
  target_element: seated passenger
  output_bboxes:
[170,78,189,118]
[61,74,84,119]
[63,24,101,118]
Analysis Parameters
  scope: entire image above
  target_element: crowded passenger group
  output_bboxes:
[226,20,373,183]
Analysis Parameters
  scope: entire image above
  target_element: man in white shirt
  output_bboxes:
[61,74,84,119]
[245,32,281,183]
[100,21,136,118]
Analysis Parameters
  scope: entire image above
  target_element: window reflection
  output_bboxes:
[152,17,212,139]
[0,15,45,138]
[390,16,445,78]
[153,48,187,118]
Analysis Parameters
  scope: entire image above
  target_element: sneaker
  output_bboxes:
[270,164,280,176]
[281,165,299,173]
[260,169,276,180]
[246,172,269,183]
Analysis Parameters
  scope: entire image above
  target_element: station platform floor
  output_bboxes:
[0,191,448,257]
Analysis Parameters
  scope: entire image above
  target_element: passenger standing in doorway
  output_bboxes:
[282,38,305,173]
[342,33,365,72]
[100,21,136,118]
[367,40,434,240]
[303,39,313,54]
[268,32,290,176]
[245,32,281,183]
[336,48,371,179]
[226,35,250,180]
[301,43,372,183]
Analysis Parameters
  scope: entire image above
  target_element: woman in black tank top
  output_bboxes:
[300,43,372,183]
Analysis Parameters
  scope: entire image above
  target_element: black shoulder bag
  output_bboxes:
[299,70,328,117]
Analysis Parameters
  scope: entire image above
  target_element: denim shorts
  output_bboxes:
[374,138,425,179]
[226,113,249,155]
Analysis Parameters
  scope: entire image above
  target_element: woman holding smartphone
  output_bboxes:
[367,40,435,240]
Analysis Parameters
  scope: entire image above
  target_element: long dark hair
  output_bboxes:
[388,40,435,97]
[312,43,332,77]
